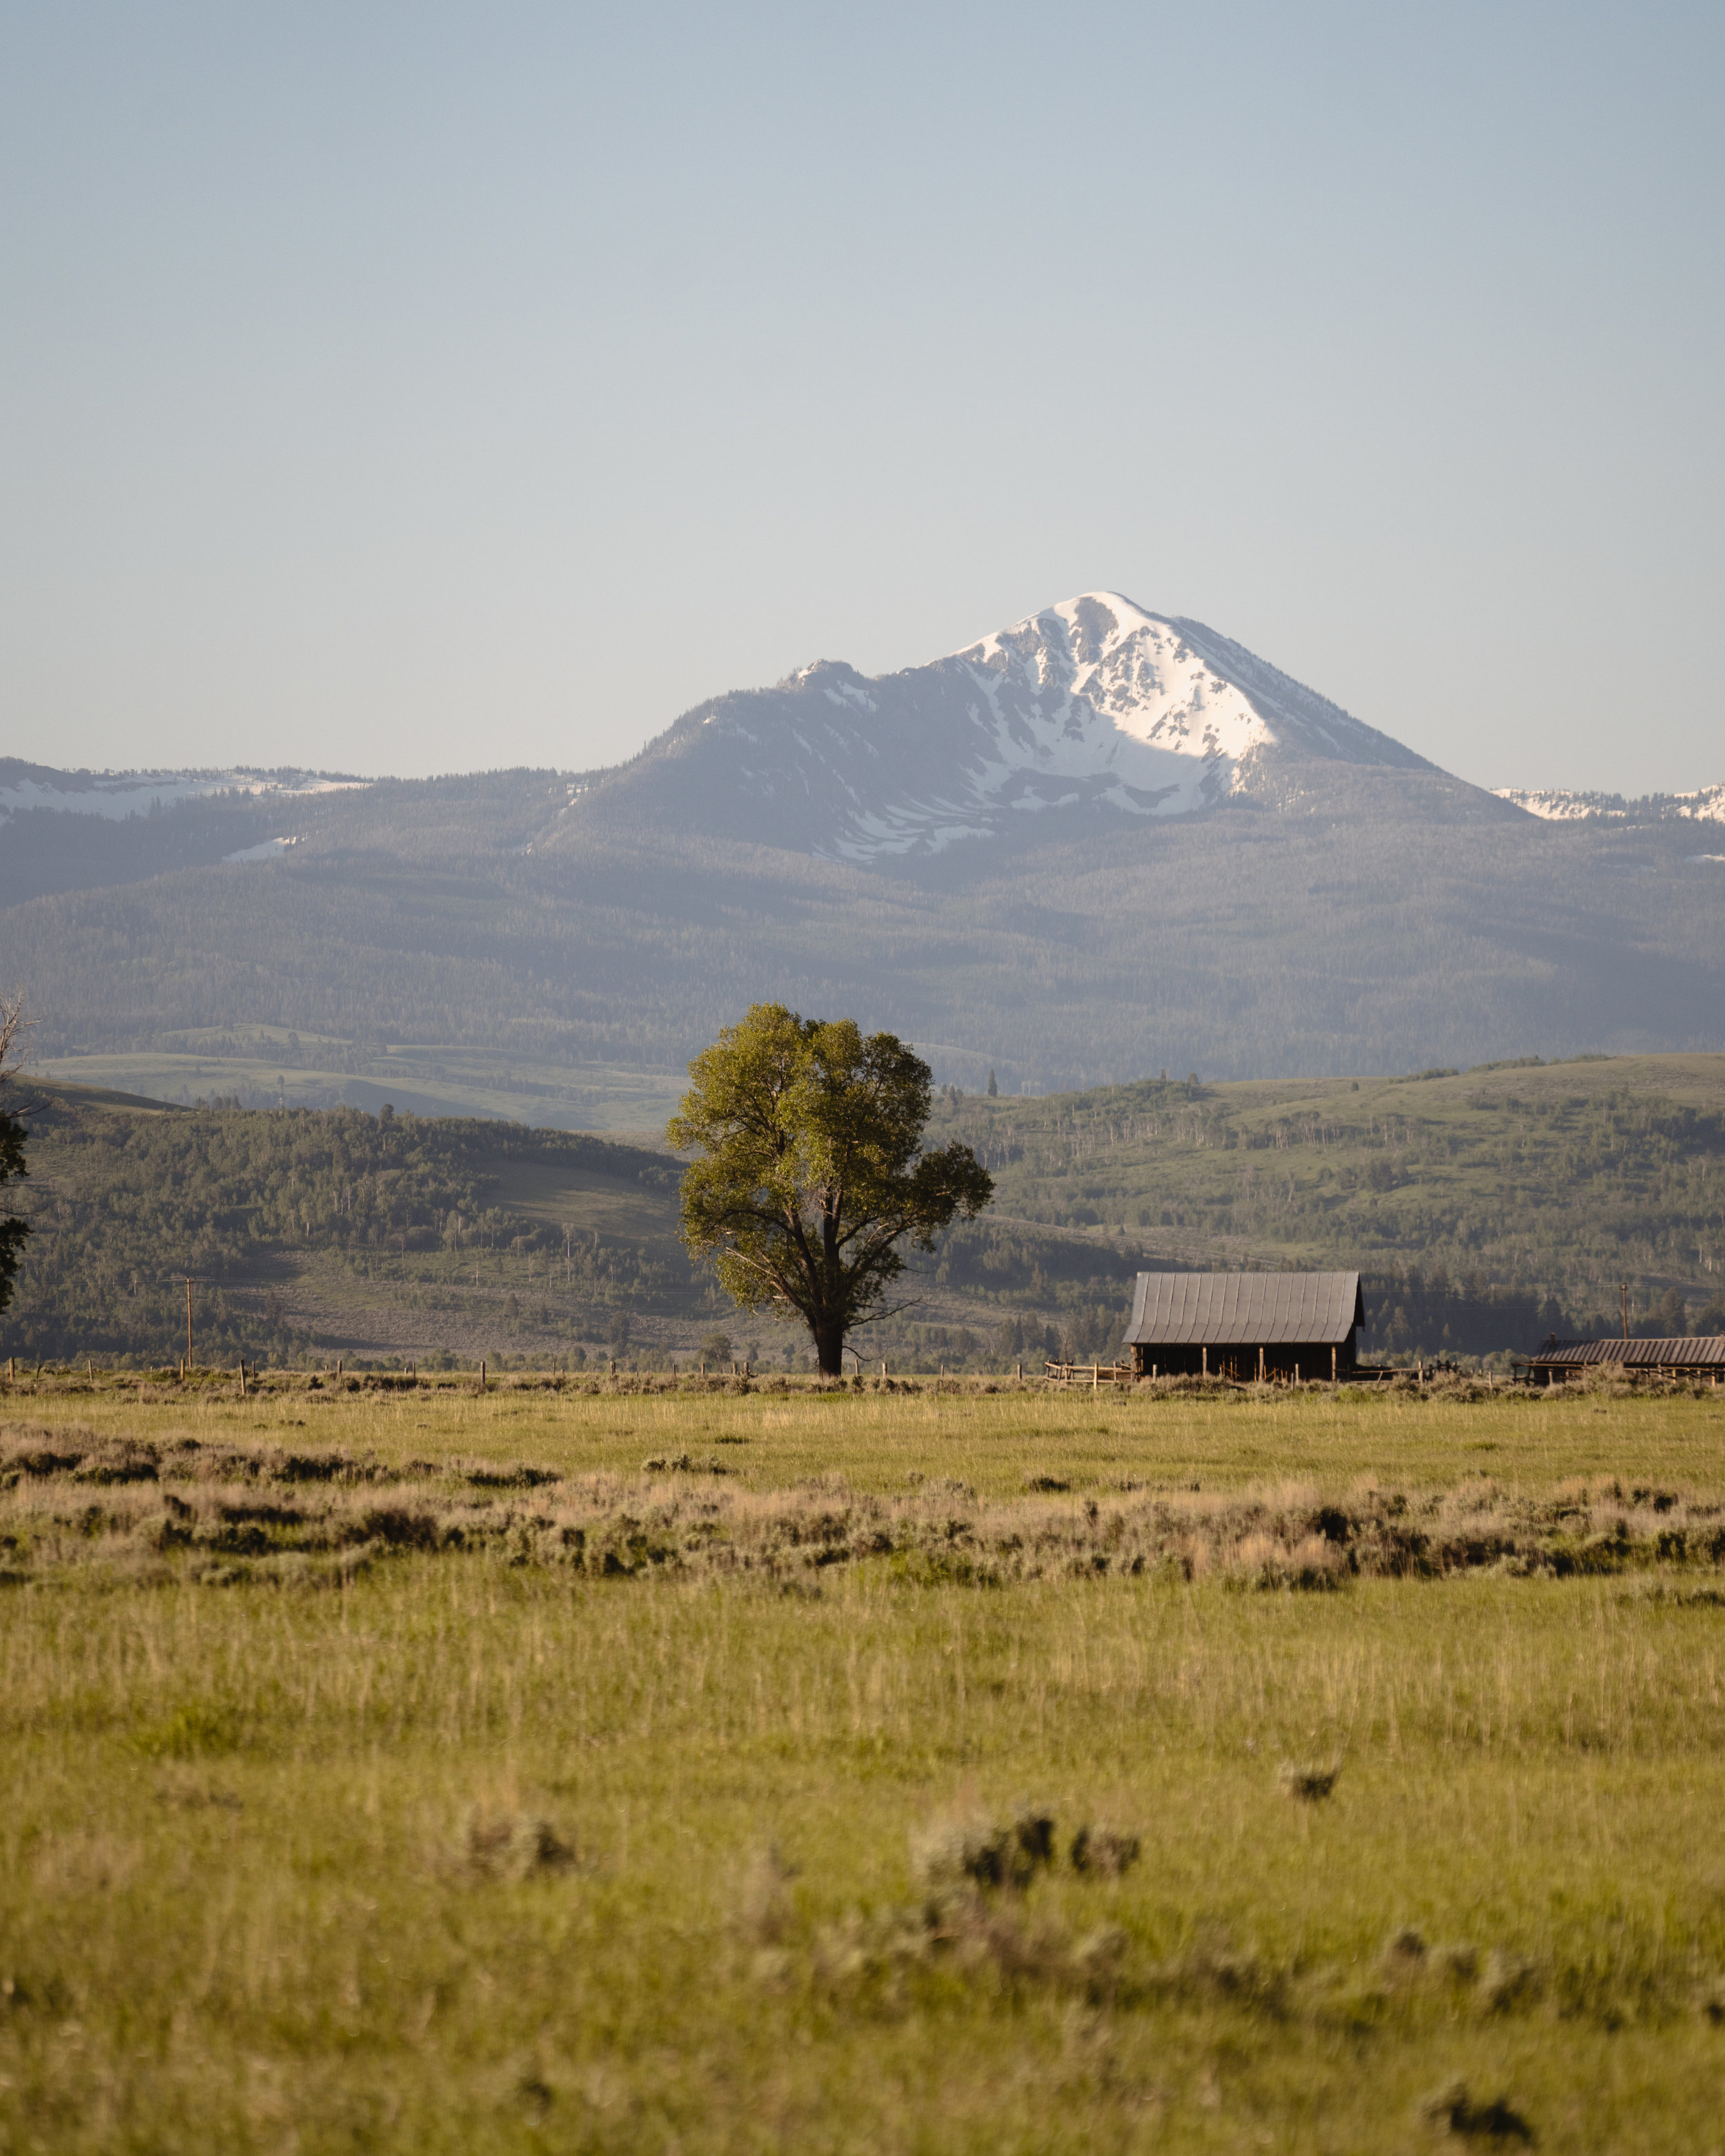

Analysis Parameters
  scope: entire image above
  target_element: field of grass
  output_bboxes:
[6,1372,1725,2151]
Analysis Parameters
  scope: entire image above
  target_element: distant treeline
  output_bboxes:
[927,1070,1725,1343]
[6,1076,1721,1369]
[1361,1265,1569,1362]
[0,789,276,909]
[1,1094,689,1365]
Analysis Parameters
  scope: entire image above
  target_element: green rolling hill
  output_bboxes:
[5,1053,1722,1372]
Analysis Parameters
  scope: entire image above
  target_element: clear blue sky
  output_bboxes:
[3,1,1720,793]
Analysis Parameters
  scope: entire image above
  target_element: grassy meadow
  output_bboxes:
[5,1371,1725,2151]
[32,1042,684,1136]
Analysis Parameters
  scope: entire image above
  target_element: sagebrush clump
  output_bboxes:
[8,1427,1725,1592]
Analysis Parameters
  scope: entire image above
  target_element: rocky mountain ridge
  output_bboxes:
[569,592,1450,862]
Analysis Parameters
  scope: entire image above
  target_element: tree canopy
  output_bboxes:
[667,1005,994,1374]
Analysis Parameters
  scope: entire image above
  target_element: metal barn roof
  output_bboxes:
[1518,1336,1725,1370]
[1123,1272,1363,1347]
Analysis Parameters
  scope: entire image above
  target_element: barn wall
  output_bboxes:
[1130,1341,1357,1381]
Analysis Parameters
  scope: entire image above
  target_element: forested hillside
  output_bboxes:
[10,758,1724,1102]
[2,1087,700,1368]
[6,1056,1723,1370]
[925,1052,1725,1349]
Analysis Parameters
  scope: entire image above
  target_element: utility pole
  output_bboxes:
[182,1276,194,1369]
[1621,1282,1630,1341]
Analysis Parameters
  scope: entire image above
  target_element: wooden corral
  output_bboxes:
[1515,1335,1725,1385]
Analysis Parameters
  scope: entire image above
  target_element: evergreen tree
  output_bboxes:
[0,996,30,1316]
[1655,1286,1688,1338]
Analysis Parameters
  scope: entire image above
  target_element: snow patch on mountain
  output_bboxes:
[1495,789,1605,822]
[1495,783,1725,825]
[221,835,302,864]
[0,767,368,828]
[792,592,1428,862]
[955,595,1272,762]
[916,593,1267,850]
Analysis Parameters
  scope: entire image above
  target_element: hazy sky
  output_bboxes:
[3,1,1720,793]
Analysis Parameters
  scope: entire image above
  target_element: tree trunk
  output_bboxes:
[813,1320,845,1378]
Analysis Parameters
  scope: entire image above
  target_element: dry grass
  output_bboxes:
[6,1356,1725,1504]
[5,1418,1724,1596]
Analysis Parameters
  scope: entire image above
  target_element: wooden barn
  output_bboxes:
[1121,1271,1365,1381]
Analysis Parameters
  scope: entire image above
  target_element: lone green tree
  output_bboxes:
[0,996,31,1318]
[668,1005,994,1376]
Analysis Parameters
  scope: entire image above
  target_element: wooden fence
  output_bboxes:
[1043,1360,1132,1387]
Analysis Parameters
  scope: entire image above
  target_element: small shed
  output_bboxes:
[1514,1335,1725,1385]
[1122,1271,1365,1381]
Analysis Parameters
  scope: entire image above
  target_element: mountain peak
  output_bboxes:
[951,589,1159,666]
[578,593,1443,862]
[945,592,1275,784]
[947,592,1430,783]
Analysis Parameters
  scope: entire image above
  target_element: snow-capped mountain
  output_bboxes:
[580,592,1439,862]
[1494,783,1725,825]
[8,593,1722,1094]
